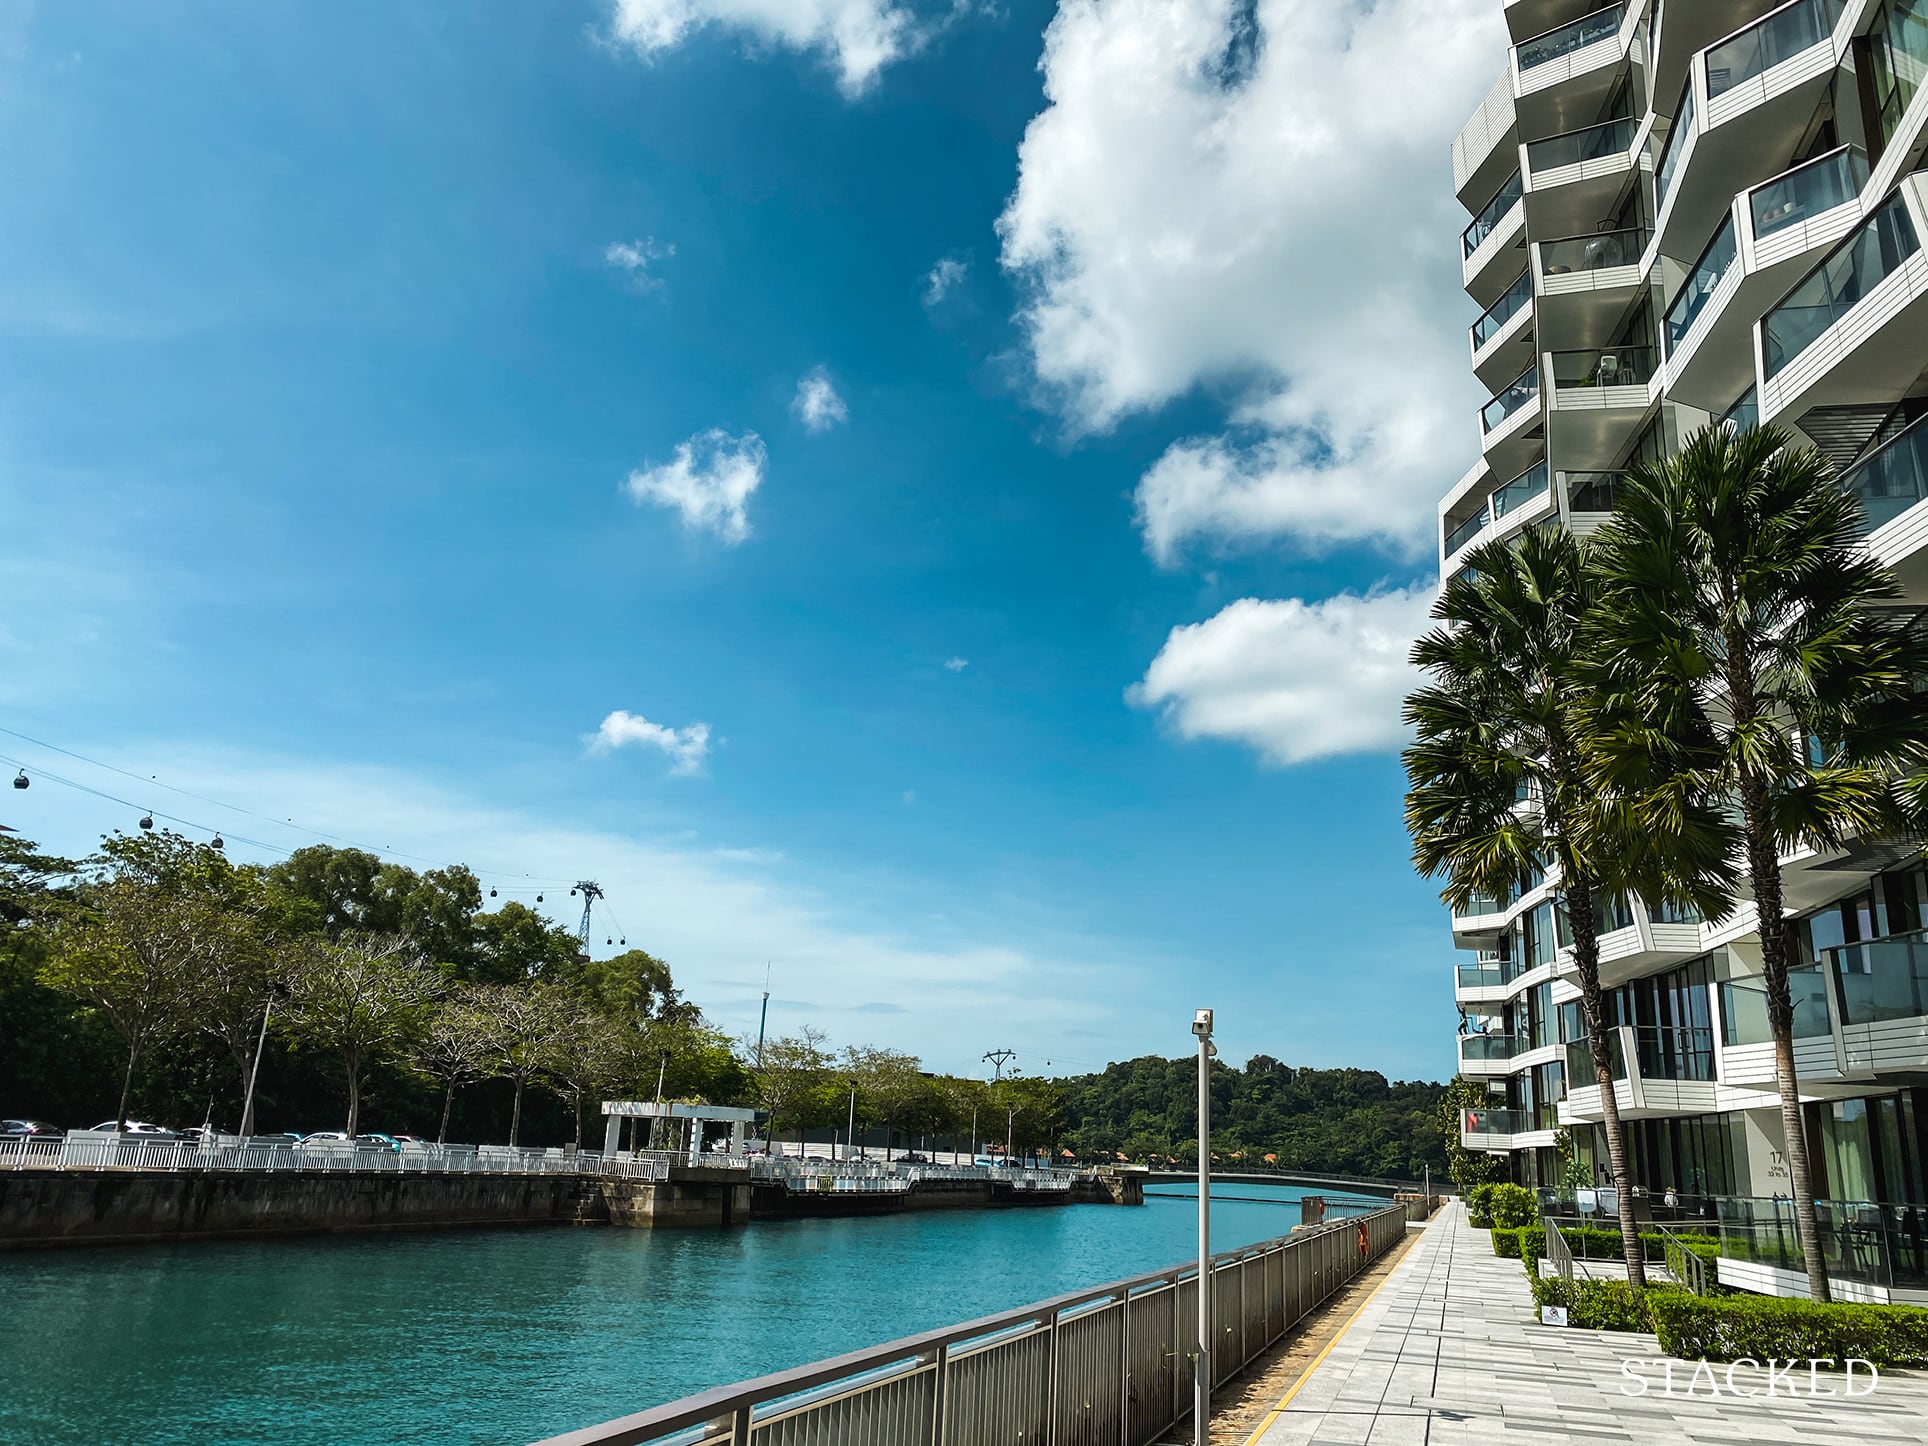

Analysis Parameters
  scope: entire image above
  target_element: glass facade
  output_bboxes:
[1762,191,1921,378]
[1871,0,1928,147]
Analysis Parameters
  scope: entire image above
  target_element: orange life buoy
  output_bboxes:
[1356,1223,1370,1259]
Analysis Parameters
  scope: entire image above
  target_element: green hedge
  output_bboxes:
[1488,1183,1536,1228]
[1647,1293,1928,1368]
[1492,1225,1525,1258]
[1465,1182,1497,1229]
[1529,1274,1686,1332]
[1521,1224,1722,1271]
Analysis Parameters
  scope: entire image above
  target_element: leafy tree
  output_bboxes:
[412,991,498,1143]
[472,901,582,985]
[281,932,440,1135]
[844,1045,923,1159]
[1438,1077,1507,1195]
[478,980,575,1146]
[1586,425,1928,1300]
[40,832,240,1128]
[754,1027,832,1144]
[563,947,692,1026]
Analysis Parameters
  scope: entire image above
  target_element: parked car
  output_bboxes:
[898,1152,929,1164]
[178,1124,225,1144]
[390,1134,427,1146]
[247,1132,304,1146]
[355,1133,401,1152]
[0,1119,63,1137]
[88,1120,178,1137]
[294,1131,353,1148]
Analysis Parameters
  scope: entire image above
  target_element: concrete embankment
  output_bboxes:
[0,1169,588,1249]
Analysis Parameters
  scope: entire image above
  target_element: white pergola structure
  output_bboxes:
[602,1100,759,1164]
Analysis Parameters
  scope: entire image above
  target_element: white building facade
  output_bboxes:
[1446,0,1928,1298]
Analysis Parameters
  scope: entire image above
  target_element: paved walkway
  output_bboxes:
[1250,1202,1928,1444]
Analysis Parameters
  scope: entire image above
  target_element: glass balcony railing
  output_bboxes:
[1717,1196,1928,1290]
[1839,411,1928,532]
[1664,215,1737,354]
[1491,460,1552,518]
[1443,462,1550,555]
[1517,3,1624,72]
[1655,82,1694,207]
[1749,145,1869,242]
[1456,963,1508,989]
[1540,225,1647,276]
[1648,898,1703,925]
[1548,344,1657,389]
[1827,927,1928,1025]
[1527,115,1637,174]
[1720,388,1759,432]
[1873,0,1928,147]
[1632,1024,1717,1081]
[1565,1033,1626,1083]
[1719,964,1833,1046]
[1472,270,1532,350]
[1763,190,1921,378]
[1464,171,1523,259]
[1565,470,1623,511]
[1459,1034,1518,1062]
[1706,0,1842,101]
[1462,1106,1525,1135]
[1482,366,1539,433]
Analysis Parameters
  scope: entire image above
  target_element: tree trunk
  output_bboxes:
[510,1076,525,1147]
[1567,868,1647,1290]
[439,1081,455,1145]
[345,1065,361,1138]
[572,1091,583,1151]
[1742,769,1831,1302]
[116,1036,141,1131]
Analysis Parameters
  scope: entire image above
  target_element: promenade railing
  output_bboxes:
[531,1203,1411,1446]
[0,1134,669,1180]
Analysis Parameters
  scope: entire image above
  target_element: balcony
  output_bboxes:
[1460,1105,1526,1150]
[1828,928,1928,1027]
[1455,68,1520,213]
[1463,171,1528,307]
[1562,1024,1719,1122]
[1443,458,1557,567]
[1458,1033,1520,1078]
[1533,225,1648,349]
[1471,273,1534,388]
[1715,1196,1928,1302]
[1544,344,1657,468]
[1749,144,1867,252]
[1842,413,1928,574]
[1523,116,1641,240]
[1759,183,1928,421]
[1652,0,1847,266]
[1512,4,1632,137]
[1479,365,1542,475]
[1454,963,1513,1005]
[1717,964,1843,1088]
[1651,0,1800,118]
[1560,469,1622,532]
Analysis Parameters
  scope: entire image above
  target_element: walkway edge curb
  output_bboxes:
[1237,1229,1414,1445]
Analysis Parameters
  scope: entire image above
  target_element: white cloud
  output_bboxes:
[924,254,967,305]
[943,656,968,672]
[604,237,675,288]
[621,428,766,544]
[998,0,1501,562]
[607,0,929,97]
[791,366,848,432]
[589,710,714,774]
[1129,586,1437,766]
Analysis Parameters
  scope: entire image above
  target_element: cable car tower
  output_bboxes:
[572,881,605,945]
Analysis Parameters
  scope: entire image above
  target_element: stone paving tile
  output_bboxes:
[1249,1203,1928,1446]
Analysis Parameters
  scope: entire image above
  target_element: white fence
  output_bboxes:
[0,1134,669,1180]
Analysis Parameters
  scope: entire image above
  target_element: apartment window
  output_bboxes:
[1871,0,1928,147]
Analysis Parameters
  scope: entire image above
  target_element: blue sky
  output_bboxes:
[0,1,1505,1080]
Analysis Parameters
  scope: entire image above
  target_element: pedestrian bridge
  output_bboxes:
[1139,1169,1416,1198]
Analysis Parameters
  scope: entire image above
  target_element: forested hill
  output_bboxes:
[1053,1054,1448,1180]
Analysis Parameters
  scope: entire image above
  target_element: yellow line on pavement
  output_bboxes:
[1238,1247,1405,1446]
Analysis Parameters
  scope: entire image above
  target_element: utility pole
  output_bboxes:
[982,1047,1017,1081]
[756,963,771,1072]
[1192,1007,1215,1446]
[239,1000,274,1138]
[847,1082,858,1162]
[1006,1105,1015,1165]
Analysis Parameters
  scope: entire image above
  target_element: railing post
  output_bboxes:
[1118,1288,1131,1446]
[1045,1307,1061,1446]
[730,1406,752,1445]
[930,1342,949,1446]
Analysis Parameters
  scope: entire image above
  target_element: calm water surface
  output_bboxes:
[0,1184,1375,1444]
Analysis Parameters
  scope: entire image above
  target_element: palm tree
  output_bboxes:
[1585,424,1928,1302]
[1405,524,1717,1289]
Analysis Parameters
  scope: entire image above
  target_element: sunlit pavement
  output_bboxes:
[1250,1201,1928,1444]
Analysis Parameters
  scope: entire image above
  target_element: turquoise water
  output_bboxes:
[0,1185,1376,1444]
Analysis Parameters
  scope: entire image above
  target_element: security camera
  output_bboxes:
[1192,1008,1213,1037]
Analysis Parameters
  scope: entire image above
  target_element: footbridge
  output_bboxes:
[1140,1169,1417,1198]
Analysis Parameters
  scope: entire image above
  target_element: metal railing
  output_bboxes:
[1762,188,1921,379]
[531,1204,1410,1446]
[1526,115,1636,175]
[1705,0,1841,100]
[1841,410,1928,532]
[0,1134,667,1179]
[1656,1222,1712,1295]
[1544,1215,1576,1282]
[1516,2,1623,73]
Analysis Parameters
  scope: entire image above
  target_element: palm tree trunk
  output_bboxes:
[1744,771,1830,1301]
[1566,869,1647,1290]
[439,1081,455,1145]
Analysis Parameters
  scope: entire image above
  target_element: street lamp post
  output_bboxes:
[1192,1007,1215,1446]
[847,1083,857,1162]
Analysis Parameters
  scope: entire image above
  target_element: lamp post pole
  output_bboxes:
[1192,1007,1214,1446]
[239,1000,273,1139]
[847,1084,857,1162]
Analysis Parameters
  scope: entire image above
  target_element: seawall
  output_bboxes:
[0,1169,587,1250]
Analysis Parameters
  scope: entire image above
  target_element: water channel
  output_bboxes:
[0,1183,1379,1444]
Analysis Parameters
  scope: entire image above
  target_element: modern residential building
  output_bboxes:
[1444,0,1928,1300]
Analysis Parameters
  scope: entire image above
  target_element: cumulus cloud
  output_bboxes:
[792,366,848,431]
[943,656,968,671]
[589,710,714,774]
[621,428,766,544]
[1129,586,1437,766]
[998,0,1501,562]
[607,0,933,96]
[604,236,675,288]
[924,255,967,305]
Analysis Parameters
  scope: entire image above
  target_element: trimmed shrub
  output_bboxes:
[1488,1183,1536,1228]
[1466,1182,1498,1228]
[1492,1226,1524,1258]
[1647,1293,1928,1368]
[1530,1274,1685,1332]
[1524,1224,1722,1270]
